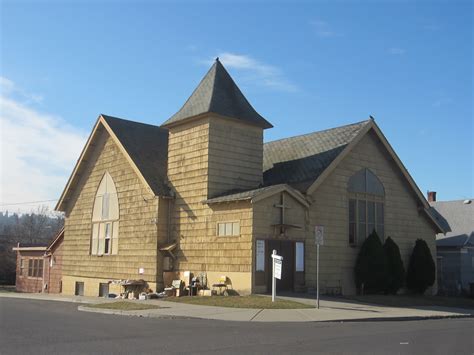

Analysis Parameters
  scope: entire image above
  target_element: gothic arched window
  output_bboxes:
[91,172,119,255]
[348,168,384,245]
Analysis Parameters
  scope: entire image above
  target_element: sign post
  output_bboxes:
[271,250,283,302]
[315,225,324,309]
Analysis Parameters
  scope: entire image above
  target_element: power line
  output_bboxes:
[0,199,58,207]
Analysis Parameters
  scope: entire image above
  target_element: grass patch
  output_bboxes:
[86,301,161,311]
[344,294,474,310]
[165,295,313,309]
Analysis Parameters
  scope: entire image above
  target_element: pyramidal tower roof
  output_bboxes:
[162,58,273,129]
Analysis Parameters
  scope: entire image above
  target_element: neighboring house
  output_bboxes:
[429,194,474,295]
[13,228,64,293]
[13,245,46,293]
[54,59,444,297]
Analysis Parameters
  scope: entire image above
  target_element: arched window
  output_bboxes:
[348,168,384,245]
[91,172,119,255]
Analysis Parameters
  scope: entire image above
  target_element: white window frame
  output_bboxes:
[217,221,241,237]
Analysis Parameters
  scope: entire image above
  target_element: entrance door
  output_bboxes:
[267,240,295,291]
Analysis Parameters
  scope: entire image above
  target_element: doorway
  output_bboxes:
[266,240,295,291]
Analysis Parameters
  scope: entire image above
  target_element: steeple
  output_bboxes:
[162,59,273,129]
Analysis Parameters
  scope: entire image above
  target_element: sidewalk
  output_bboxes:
[1,292,473,322]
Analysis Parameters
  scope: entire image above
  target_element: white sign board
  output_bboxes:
[274,259,282,280]
[315,225,324,245]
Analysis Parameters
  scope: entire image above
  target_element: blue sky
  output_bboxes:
[1,0,472,213]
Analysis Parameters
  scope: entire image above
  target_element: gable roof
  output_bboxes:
[204,184,310,208]
[55,115,170,212]
[161,59,273,129]
[263,120,371,191]
[263,118,445,233]
[101,115,170,196]
[430,199,474,247]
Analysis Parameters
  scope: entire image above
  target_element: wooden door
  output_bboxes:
[267,240,295,291]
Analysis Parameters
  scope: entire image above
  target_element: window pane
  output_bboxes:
[377,224,384,239]
[366,170,385,196]
[295,242,304,271]
[232,222,240,236]
[105,223,111,238]
[348,169,367,193]
[358,200,366,223]
[33,259,38,277]
[38,260,43,277]
[102,193,110,220]
[349,199,356,222]
[368,201,375,224]
[28,260,33,277]
[358,224,366,241]
[104,238,110,254]
[376,203,384,225]
[368,223,376,236]
[349,223,357,245]
[218,223,225,236]
[225,223,232,236]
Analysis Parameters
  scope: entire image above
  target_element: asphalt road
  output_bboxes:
[0,298,473,354]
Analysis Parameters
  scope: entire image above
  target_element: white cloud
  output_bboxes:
[0,76,44,105]
[309,20,338,37]
[0,79,88,214]
[388,47,406,55]
[207,52,298,92]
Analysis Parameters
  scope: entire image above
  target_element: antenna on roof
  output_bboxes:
[369,115,375,121]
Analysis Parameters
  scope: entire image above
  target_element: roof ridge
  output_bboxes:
[101,114,166,131]
[431,199,474,204]
[264,119,371,145]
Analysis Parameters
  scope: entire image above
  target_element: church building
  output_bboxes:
[55,59,444,296]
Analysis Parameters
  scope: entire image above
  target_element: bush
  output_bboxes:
[406,239,436,294]
[383,237,405,294]
[355,231,388,294]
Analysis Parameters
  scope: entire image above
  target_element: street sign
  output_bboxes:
[274,259,282,280]
[315,225,324,245]
[271,250,283,302]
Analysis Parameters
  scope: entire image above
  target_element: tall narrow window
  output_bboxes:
[348,168,385,245]
[295,242,305,272]
[91,172,119,255]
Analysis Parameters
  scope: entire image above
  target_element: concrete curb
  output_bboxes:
[77,304,474,323]
[77,305,190,319]
[320,314,474,323]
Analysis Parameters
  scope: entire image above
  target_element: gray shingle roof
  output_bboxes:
[204,184,288,204]
[161,59,273,129]
[102,115,170,196]
[263,120,371,191]
[430,199,474,247]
